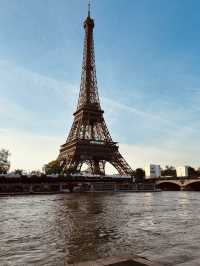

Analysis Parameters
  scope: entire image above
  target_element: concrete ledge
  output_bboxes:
[175,258,200,266]
[72,256,163,266]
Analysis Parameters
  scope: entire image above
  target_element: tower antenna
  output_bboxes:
[88,0,91,17]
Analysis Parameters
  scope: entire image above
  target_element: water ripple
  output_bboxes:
[0,192,200,265]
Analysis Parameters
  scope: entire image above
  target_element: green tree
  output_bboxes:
[161,165,176,177]
[14,169,24,175]
[134,168,145,183]
[196,167,200,177]
[0,149,10,174]
[43,160,62,175]
[188,166,197,178]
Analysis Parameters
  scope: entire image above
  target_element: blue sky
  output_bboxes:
[1,0,200,171]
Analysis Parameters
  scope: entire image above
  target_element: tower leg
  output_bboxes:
[110,151,134,176]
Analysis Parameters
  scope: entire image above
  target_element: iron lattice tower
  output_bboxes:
[58,6,134,176]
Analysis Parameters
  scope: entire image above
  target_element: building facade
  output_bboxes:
[145,164,161,179]
[176,166,189,177]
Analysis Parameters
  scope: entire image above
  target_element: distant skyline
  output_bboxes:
[1,0,200,171]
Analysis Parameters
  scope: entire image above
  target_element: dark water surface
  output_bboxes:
[0,192,200,265]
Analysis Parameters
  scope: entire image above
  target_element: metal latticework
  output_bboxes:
[58,11,134,176]
[76,16,101,111]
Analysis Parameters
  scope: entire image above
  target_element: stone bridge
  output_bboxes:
[156,178,200,191]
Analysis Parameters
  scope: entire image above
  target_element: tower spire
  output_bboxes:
[88,0,91,17]
[76,0,98,111]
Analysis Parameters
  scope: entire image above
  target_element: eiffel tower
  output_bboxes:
[58,3,134,176]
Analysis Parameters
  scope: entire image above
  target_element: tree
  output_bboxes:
[43,160,62,175]
[196,167,200,177]
[134,168,145,183]
[0,149,10,174]
[14,169,24,175]
[188,166,197,178]
[161,165,176,177]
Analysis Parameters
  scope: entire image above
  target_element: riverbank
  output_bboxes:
[0,176,158,194]
[0,189,161,197]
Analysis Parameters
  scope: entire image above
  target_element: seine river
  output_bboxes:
[0,192,200,265]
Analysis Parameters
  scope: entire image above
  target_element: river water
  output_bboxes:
[0,192,200,265]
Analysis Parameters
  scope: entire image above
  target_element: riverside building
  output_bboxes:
[145,164,161,179]
[176,166,189,178]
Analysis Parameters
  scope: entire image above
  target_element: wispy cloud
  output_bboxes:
[1,59,200,171]
[104,97,174,125]
[0,60,78,134]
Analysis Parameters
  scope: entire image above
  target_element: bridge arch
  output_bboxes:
[157,181,181,191]
[184,180,200,191]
